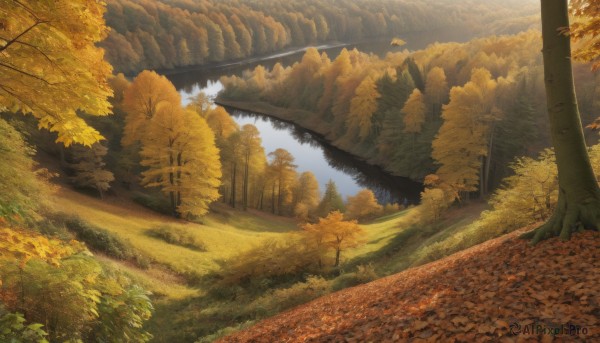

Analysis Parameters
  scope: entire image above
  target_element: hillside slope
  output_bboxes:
[219,229,599,342]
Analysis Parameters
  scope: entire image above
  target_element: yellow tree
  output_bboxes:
[431,68,498,199]
[140,107,221,217]
[221,131,243,207]
[204,106,238,145]
[424,67,449,118]
[293,171,320,220]
[345,189,383,222]
[239,124,265,211]
[302,211,365,267]
[402,89,426,134]
[0,0,113,146]
[121,70,181,146]
[347,75,381,141]
[317,48,352,117]
[268,148,297,215]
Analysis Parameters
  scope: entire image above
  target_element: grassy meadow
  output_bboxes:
[50,186,492,342]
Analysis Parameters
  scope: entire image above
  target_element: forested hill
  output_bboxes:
[101,0,540,74]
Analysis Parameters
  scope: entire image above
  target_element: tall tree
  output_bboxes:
[140,106,221,218]
[524,0,600,243]
[402,89,426,134]
[347,75,380,141]
[431,68,498,199]
[268,148,297,215]
[222,131,243,208]
[293,171,321,220]
[239,124,265,211]
[121,70,181,146]
[424,67,449,119]
[0,0,113,146]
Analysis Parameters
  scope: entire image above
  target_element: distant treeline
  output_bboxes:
[218,30,600,197]
[101,0,540,74]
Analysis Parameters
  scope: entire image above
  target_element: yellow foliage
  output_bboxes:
[303,211,366,267]
[0,228,85,268]
[122,70,181,146]
[141,108,221,217]
[431,68,499,196]
[419,188,450,223]
[0,0,113,146]
[348,76,381,140]
[402,89,426,134]
[345,189,383,222]
[569,0,600,71]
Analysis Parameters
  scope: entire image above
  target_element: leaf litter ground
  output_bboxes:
[219,227,599,342]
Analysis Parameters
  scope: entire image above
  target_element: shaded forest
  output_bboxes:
[101,0,540,73]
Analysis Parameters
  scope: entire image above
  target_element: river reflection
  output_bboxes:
[227,108,423,204]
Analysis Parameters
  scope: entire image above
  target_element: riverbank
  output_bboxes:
[158,42,352,77]
[215,98,424,203]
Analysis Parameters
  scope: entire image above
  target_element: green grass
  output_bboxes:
[53,188,298,292]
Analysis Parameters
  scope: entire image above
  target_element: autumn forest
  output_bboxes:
[0,0,599,342]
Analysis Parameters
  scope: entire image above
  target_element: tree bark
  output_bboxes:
[243,152,250,211]
[334,247,341,267]
[230,162,237,208]
[524,0,600,243]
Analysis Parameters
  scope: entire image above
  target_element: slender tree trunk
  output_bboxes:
[483,123,496,197]
[176,152,183,208]
[243,153,250,211]
[169,148,177,217]
[277,176,283,215]
[334,247,341,267]
[271,183,276,214]
[230,163,237,208]
[524,0,600,243]
[479,156,485,199]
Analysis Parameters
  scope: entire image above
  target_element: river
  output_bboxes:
[167,26,475,202]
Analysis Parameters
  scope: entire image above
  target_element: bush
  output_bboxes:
[146,226,206,251]
[62,215,134,260]
[0,228,153,342]
[214,234,321,292]
[0,306,48,343]
[249,276,331,315]
[382,203,402,216]
[132,191,172,215]
[332,264,378,291]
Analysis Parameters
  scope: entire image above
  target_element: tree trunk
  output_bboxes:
[524,0,600,243]
[277,177,283,215]
[177,152,182,207]
[483,122,496,197]
[271,183,276,214]
[334,247,341,267]
[169,149,177,217]
[230,163,237,208]
[243,153,250,211]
